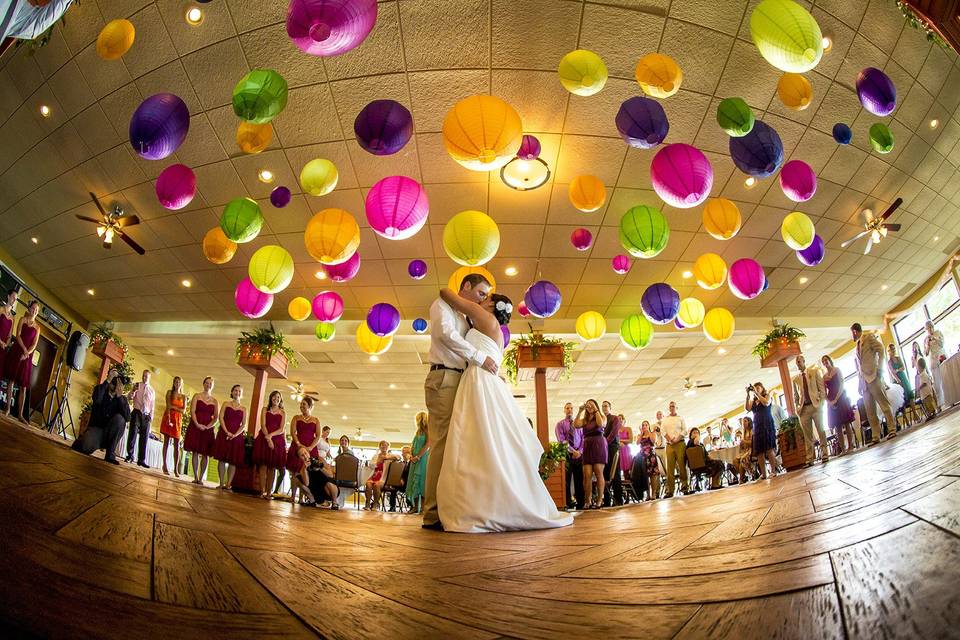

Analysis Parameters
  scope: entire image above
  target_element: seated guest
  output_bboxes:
[337,434,354,456]
[916,357,939,416]
[72,372,129,464]
[686,428,724,490]
[386,446,411,512]
[364,440,398,510]
[306,456,339,509]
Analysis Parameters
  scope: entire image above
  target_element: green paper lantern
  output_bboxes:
[869,123,894,154]
[315,322,336,342]
[619,205,669,259]
[750,0,823,73]
[232,69,288,124]
[248,245,294,294]
[220,198,264,243]
[717,97,755,137]
[620,314,653,350]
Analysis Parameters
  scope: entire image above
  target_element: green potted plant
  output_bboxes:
[90,323,129,364]
[236,323,296,378]
[752,323,806,368]
[539,441,568,509]
[777,416,806,470]
[503,325,577,384]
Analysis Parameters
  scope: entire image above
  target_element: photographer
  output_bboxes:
[72,371,131,465]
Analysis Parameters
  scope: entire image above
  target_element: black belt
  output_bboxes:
[430,364,464,373]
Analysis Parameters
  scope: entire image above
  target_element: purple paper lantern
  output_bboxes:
[856,67,897,117]
[312,291,344,322]
[615,96,669,149]
[129,93,190,160]
[270,186,292,208]
[235,277,273,319]
[641,283,680,324]
[832,123,852,145]
[286,0,378,57]
[728,258,766,300]
[354,99,413,156]
[323,250,361,282]
[501,324,511,345]
[155,164,196,210]
[524,280,562,318]
[729,120,784,178]
[779,159,817,202]
[612,254,632,274]
[571,228,593,251]
[650,143,713,209]
[365,175,428,239]
[674,318,687,330]
[797,234,825,266]
[517,135,541,160]
[408,259,427,280]
[366,302,400,336]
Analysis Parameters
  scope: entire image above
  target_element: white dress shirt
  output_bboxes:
[661,415,686,444]
[129,383,156,416]
[428,298,484,369]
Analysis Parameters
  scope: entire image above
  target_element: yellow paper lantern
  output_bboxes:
[634,53,683,99]
[781,211,815,250]
[300,158,338,196]
[558,49,608,96]
[693,253,727,290]
[447,266,496,293]
[777,73,812,111]
[568,175,606,212]
[202,227,237,265]
[703,307,735,343]
[443,210,500,266]
[288,297,312,321]
[677,298,705,328]
[96,19,135,60]
[575,311,606,342]
[702,198,742,240]
[442,95,523,172]
[249,245,294,294]
[357,322,393,355]
[237,121,273,154]
[304,208,360,265]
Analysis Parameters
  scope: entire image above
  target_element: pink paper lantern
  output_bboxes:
[571,227,593,251]
[650,143,713,209]
[235,277,273,318]
[779,159,817,202]
[612,254,632,274]
[286,0,378,57]
[365,175,429,240]
[155,164,196,210]
[323,250,361,282]
[517,300,530,317]
[728,258,766,300]
[312,291,344,322]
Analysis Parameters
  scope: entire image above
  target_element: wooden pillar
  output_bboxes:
[246,369,268,436]
[534,367,549,450]
[778,360,797,416]
[93,340,124,383]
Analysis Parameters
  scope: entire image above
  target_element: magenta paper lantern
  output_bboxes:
[501,324,511,345]
[312,290,344,322]
[408,259,427,280]
[270,186,291,208]
[517,135,541,160]
[728,258,766,300]
[235,277,273,318]
[323,250,361,282]
[365,175,428,239]
[612,254,632,274]
[571,228,593,251]
[155,164,195,210]
[286,0,378,57]
[797,233,825,266]
[779,159,817,202]
[129,93,190,160]
[856,67,897,117]
[524,280,562,318]
[354,99,413,156]
[366,302,401,336]
[517,300,530,317]
[650,143,713,209]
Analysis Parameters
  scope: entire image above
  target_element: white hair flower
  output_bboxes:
[496,300,513,314]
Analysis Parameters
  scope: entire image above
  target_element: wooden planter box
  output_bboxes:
[517,344,565,383]
[92,338,125,363]
[761,339,801,368]
[778,430,807,471]
[543,460,566,510]
[237,345,289,379]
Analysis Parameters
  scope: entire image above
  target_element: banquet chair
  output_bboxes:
[380,460,407,511]
[685,446,708,492]
[603,448,620,505]
[334,452,361,508]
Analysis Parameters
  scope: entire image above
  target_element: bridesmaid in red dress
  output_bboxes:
[285,397,320,504]
[214,384,246,490]
[183,376,219,484]
[253,390,287,499]
[2,300,40,422]
[0,289,17,349]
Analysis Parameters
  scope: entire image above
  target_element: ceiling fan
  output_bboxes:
[287,382,319,403]
[682,377,712,397]
[74,192,145,255]
[840,197,903,255]
[354,427,373,440]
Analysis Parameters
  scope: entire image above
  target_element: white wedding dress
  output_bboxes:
[437,329,574,533]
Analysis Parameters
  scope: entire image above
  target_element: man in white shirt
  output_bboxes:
[661,400,688,497]
[422,274,498,530]
[792,355,829,465]
[125,369,156,468]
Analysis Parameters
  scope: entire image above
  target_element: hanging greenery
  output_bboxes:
[235,322,298,366]
[895,1,950,49]
[502,324,577,384]
[751,323,806,359]
[538,441,569,481]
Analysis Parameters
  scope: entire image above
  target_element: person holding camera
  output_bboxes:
[125,370,155,468]
[72,370,130,465]
[745,382,779,479]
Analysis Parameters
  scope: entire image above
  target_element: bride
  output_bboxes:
[435,287,574,533]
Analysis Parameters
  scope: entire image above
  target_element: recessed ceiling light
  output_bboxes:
[167,349,174,356]
[402,403,410,409]
[930,119,940,129]
[718,347,727,355]
[39,105,51,118]
[369,355,379,362]
[315,270,327,280]
[682,270,693,279]
[341,415,348,420]
[181,279,192,288]
[257,169,274,183]
[881,284,889,290]
[321,400,328,406]
[595,381,602,387]
[934,236,940,242]
[655,396,663,402]
[799,276,808,284]
[86,289,95,296]
[30,237,38,244]
[821,36,832,52]
[618,351,627,360]
[744,177,756,188]
[504,266,518,277]
[185,6,203,25]
[388,383,397,389]
[804,343,813,350]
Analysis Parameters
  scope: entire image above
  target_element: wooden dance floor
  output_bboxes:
[1,415,958,639]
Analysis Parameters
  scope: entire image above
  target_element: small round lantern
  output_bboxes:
[634,52,682,98]
[96,19,135,60]
[270,186,292,208]
[677,298,705,328]
[517,135,541,160]
[857,67,897,117]
[517,300,530,317]
[412,318,428,333]
[650,143,713,209]
[236,121,273,154]
[129,93,189,160]
[779,159,817,202]
[443,210,500,266]
[612,254,632,274]
[155,164,196,210]
[408,259,428,280]
[323,251,361,282]
[619,205,669,259]
[615,96,669,149]
[703,307,735,343]
[235,278,273,319]
[729,120,784,178]
[575,311,606,343]
[571,228,593,251]
[501,324,511,346]
[202,227,237,265]
[447,266,496,292]
[777,73,812,111]
[304,208,360,265]
[558,49,608,96]
[728,258,766,300]
[869,123,894,154]
[220,198,264,243]
[524,280,562,318]
[315,322,336,342]
[620,314,654,350]
[568,175,606,212]
[300,158,338,196]
[367,303,401,336]
[832,122,852,145]
[717,97,754,137]
[354,99,413,156]
[249,245,294,294]
[289,297,312,321]
[442,95,523,172]
[693,253,727,290]
[232,69,288,124]
[365,175,428,239]
[781,211,815,250]
[357,322,393,356]
[641,283,680,324]
[702,198,742,240]
[750,0,823,73]
[286,0,378,57]
[797,233,825,266]
[312,291,344,322]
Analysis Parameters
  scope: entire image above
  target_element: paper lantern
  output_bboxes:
[857,67,897,117]
[300,158,338,196]
[304,208,360,265]
[286,0,378,56]
[634,53,682,98]
[569,175,606,212]
[235,278,273,319]
[447,266,496,293]
[323,251,360,282]
[155,164,196,210]
[693,253,727,290]
[249,245,294,294]
[518,135,541,160]
[412,318,428,334]
[202,227,237,265]
[232,69,288,124]
[729,120,784,178]
[517,300,530,317]
[312,291,344,322]
[615,96,669,149]
[236,121,272,154]
[675,318,687,330]
[781,211,815,250]
[365,175,428,239]
[442,95,523,171]
[797,233,825,266]
[129,93,189,160]
[650,143,713,209]
[777,73,812,111]
[702,198,742,240]
[703,308,735,343]
[357,322,393,356]
[619,205,669,259]
[270,186,291,208]
[779,160,817,202]
[728,258,766,300]
[220,198,264,243]
[501,324,511,346]
[96,19,135,60]
[750,0,823,73]
[869,123,894,154]
[315,322,336,342]
[524,280,561,318]
[832,122,852,145]
[620,314,653,350]
[612,254,632,274]
[289,297,312,321]
[717,97,754,137]
[641,283,680,324]
[443,210,500,266]
[408,259,427,280]
[558,49,608,96]
[575,311,606,342]
[677,298,705,328]
[366,303,401,337]
[571,228,593,251]
[354,99,413,156]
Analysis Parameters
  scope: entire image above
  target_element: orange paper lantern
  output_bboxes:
[236,121,273,154]
[442,95,523,172]
[202,227,237,265]
[568,175,606,212]
[304,208,360,265]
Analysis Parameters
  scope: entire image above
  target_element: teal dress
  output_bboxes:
[406,433,429,502]
[890,356,914,403]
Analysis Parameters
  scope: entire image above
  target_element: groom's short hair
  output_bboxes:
[460,273,491,290]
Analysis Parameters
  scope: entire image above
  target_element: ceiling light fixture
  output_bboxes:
[185,6,204,25]
[500,157,550,191]
[388,383,397,389]
[181,279,192,288]
[934,236,940,242]
[505,266,518,277]
[258,169,274,183]
[881,284,889,290]
[930,119,940,129]
[681,270,693,279]
[718,347,726,355]
[684,388,696,397]
[744,177,756,188]
[86,289,95,296]
[167,349,175,355]
[821,36,832,52]
[618,351,627,360]
[39,105,51,118]
[403,403,410,409]
[341,415,348,420]
[321,400,329,406]
[595,381,602,387]
[799,276,808,284]
[369,355,379,362]
[315,270,327,280]
[30,237,38,244]
[656,396,663,402]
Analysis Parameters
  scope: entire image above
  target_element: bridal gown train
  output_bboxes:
[437,329,574,533]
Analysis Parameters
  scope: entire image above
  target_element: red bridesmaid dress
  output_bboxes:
[184,399,217,455]
[4,322,37,387]
[253,411,287,469]
[213,406,246,465]
[0,314,13,347]
[285,417,318,472]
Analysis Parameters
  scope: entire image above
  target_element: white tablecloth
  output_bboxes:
[710,447,740,465]
[941,352,960,407]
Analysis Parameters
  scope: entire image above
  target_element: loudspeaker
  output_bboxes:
[65,331,89,371]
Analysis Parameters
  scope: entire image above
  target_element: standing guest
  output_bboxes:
[617,413,634,481]
[317,425,333,462]
[0,289,16,347]
[555,402,584,510]
[661,400,688,497]
[160,376,186,476]
[769,392,787,433]
[214,385,246,490]
[822,356,856,454]
[910,341,923,373]
[2,299,39,422]
[635,420,659,499]
[71,371,129,465]
[183,376,218,484]
[745,382,779,479]
[792,355,830,465]
[124,370,155,468]
[601,401,624,506]
[364,440,398,510]
[285,397,321,480]
[406,411,430,514]
[737,417,754,482]
[575,399,607,509]
[852,323,897,445]
[686,428,724,489]
[887,344,914,405]
[916,357,939,416]
[253,390,286,499]
[923,321,946,409]
[720,418,734,447]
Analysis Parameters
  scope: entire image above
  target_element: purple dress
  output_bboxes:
[582,418,608,465]
[824,372,854,428]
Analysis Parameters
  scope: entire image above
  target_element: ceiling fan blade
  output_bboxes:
[879,197,903,220]
[75,214,102,224]
[116,214,140,228]
[117,230,146,255]
[88,192,109,218]
[841,230,869,248]
[696,383,713,388]
[864,237,873,255]
[883,223,901,232]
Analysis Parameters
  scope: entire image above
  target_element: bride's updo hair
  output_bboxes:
[490,293,513,326]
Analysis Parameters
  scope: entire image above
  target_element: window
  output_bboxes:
[893,278,960,386]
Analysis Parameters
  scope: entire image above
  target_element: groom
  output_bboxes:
[422,274,499,530]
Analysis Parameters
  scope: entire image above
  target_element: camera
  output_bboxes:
[745,384,753,392]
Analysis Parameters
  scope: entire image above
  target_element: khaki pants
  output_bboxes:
[665,441,687,496]
[798,403,829,463]
[862,376,895,442]
[422,368,461,526]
